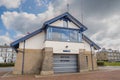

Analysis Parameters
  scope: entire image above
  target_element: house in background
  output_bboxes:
[0,44,16,63]
[97,48,120,62]
[11,12,100,75]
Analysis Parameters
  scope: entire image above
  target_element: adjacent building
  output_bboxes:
[0,44,16,63]
[11,12,100,75]
[97,48,120,61]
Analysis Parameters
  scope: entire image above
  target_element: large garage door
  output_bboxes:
[53,54,78,73]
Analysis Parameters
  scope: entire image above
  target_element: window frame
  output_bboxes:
[46,26,82,43]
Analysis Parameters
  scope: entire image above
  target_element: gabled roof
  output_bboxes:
[82,34,101,50]
[10,12,100,50]
[43,12,87,31]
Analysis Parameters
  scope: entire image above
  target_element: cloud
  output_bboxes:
[1,0,72,35]
[0,32,13,45]
[0,0,22,9]
[90,14,120,49]
[1,3,55,34]
[1,0,120,49]
[36,0,49,7]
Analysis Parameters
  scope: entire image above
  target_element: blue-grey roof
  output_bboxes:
[82,34,101,50]
[10,12,100,50]
[43,12,87,31]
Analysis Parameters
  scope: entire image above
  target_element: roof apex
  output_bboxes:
[43,12,87,31]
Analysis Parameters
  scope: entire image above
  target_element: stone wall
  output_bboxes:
[13,49,43,74]
[85,51,98,70]
[78,49,98,72]
[40,47,54,75]
[78,49,88,72]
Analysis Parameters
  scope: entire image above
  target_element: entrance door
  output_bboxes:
[53,54,78,73]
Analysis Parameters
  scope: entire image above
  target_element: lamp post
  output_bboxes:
[90,44,94,71]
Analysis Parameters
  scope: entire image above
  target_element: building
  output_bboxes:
[0,57,4,63]
[11,12,100,75]
[97,48,120,61]
[0,45,16,63]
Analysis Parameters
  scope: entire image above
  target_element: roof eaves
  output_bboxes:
[44,12,68,25]
[66,13,88,31]
[82,34,101,50]
[11,28,43,47]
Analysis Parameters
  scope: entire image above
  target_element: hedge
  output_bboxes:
[97,61,104,66]
[0,63,14,67]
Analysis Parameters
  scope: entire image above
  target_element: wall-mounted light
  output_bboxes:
[65,46,68,48]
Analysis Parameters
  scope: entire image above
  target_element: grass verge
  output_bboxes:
[104,62,120,66]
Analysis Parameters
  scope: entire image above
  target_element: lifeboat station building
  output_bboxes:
[11,12,100,75]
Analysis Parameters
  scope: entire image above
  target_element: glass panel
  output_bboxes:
[70,30,78,42]
[47,27,52,40]
[78,32,82,42]
[46,27,82,42]
[51,28,61,40]
[61,29,69,41]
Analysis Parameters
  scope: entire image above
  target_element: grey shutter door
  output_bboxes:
[53,54,78,73]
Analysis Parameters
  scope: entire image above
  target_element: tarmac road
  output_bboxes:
[0,67,13,72]
[0,66,120,80]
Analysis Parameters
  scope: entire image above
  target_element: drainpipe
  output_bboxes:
[90,44,94,71]
[22,40,25,75]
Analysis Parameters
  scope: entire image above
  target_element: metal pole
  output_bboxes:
[22,40,25,75]
[67,3,69,12]
[90,44,94,70]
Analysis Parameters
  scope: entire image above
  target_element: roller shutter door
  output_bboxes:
[53,54,78,73]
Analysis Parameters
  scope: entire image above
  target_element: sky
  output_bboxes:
[0,0,120,50]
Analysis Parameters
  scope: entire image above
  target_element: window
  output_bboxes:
[70,30,78,42]
[46,27,82,42]
[61,29,69,41]
[51,28,61,40]
[85,56,88,66]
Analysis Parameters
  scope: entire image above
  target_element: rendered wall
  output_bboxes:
[45,40,92,54]
[83,40,91,51]
[45,41,84,54]
[19,31,45,49]
[50,20,79,29]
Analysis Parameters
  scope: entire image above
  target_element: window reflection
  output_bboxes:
[70,30,78,42]
[61,29,69,41]
[47,27,82,42]
[51,28,61,40]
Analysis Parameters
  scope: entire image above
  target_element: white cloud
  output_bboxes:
[1,0,120,49]
[1,0,74,35]
[13,32,25,40]
[1,3,55,35]
[36,0,49,7]
[0,32,13,45]
[90,14,120,49]
[0,0,21,9]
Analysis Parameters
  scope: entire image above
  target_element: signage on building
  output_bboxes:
[63,50,71,52]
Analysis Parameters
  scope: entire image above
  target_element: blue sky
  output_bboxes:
[0,0,120,49]
[0,0,52,44]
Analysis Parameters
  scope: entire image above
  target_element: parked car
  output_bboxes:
[0,57,4,63]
